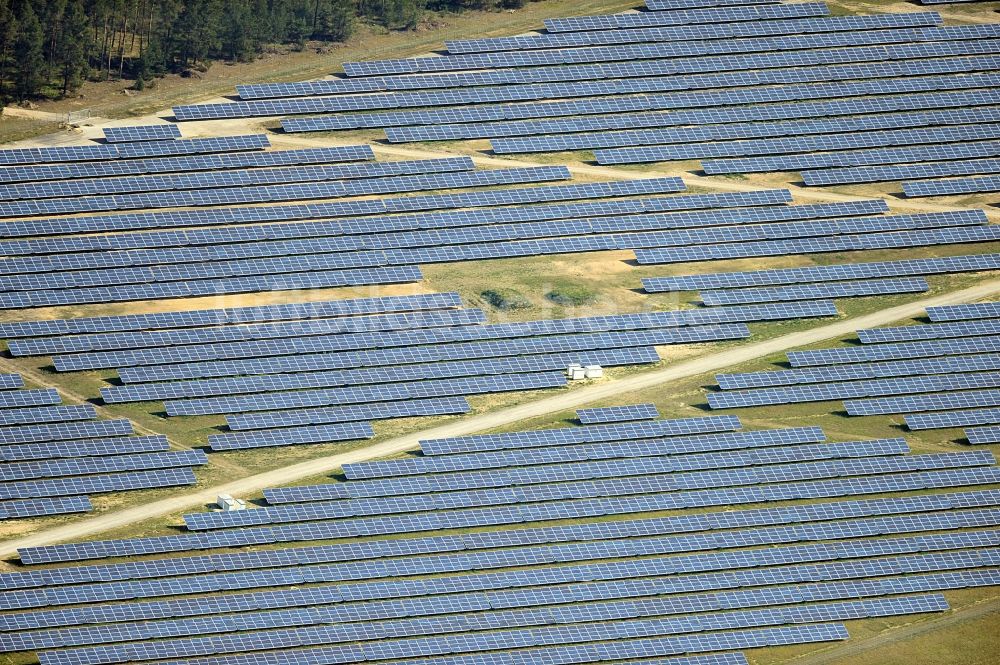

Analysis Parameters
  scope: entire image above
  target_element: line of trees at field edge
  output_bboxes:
[0,0,529,102]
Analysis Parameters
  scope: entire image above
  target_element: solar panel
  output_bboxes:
[446,14,943,54]
[0,435,170,462]
[171,372,569,417]
[337,28,956,77]
[0,373,24,390]
[966,426,1000,445]
[544,3,827,32]
[716,354,1000,390]
[209,422,375,451]
[1,450,207,481]
[0,157,476,201]
[904,175,1000,197]
[858,320,1000,344]
[803,157,1000,187]
[927,301,1000,322]
[0,292,462,338]
[0,467,196,499]
[491,109,1000,154]
[14,309,485,357]
[0,166,571,217]
[596,123,1000,164]
[0,496,92,519]
[577,404,661,425]
[226,396,472,430]
[699,277,929,306]
[339,426,827,481]
[17,471,1000,562]
[0,177,687,237]
[0,135,269,166]
[788,336,1000,367]
[642,254,1000,292]
[709,372,1000,409]
[0,404,97,427]
[0,146,376,184]
[0,420,133,446]
[104,347,656,404]
[388,88,1000,142]
[845,389,1000,416]
[0,266,424,310]
[906,408,1000,430]
[102,125,182,143]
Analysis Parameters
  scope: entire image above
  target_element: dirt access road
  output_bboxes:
[4,279,1000,559]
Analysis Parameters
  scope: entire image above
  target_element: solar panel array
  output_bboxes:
[1,291,843,452]
[154,0,1000,195]
[1,407,999,665]
[701,298,1000,434]
[102,125,182,143]
[0,374,204,518]
[577,403,660,424]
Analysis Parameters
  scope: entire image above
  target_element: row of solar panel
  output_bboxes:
[179,452,992,529]
[634,225,1000,265]
[845,389,1000,416]
[905,175,1000,196]
[0,204,913,279]
[0,496,93,519]
[858,319,1000,344]
[22,596,944,665]
[0,145,376,185]
[6,487,993,585]
[0,135,269,166]
[20,465,1000,566]
[247,438,908,507]
[336,427,827,483]
[9,297,831,357]
[802,157,1000,186]
[487,107,1000,153]
[699,277,929,306]
[44,307,761,371]
[444,13,943,54]
[0,574,969,654]
[0,176,689,237]
[102,125,181,143]
[0,156,476,201]
[285,48,1000,132]
[102,347,656,403]
[0,266,423,310]
[9,519,993,611]
[12,309,487,356]
[385,86,1000,142]
[333,25,999,77]
[175,64,1000,121]
[0,165,571,218]
[643,253,1000,291]
[702,140,1000,174]
[787,336,1000,367]
[0,190,863,265]
[708,371,1000,409]
[577,403,660,425]
[58,322,748,374]
[593,122,1000,164]
[716,354,1000,390]
[0,292,463,338]
[1,212,978,295]
[544,2,825,33]
[0,188,797,258]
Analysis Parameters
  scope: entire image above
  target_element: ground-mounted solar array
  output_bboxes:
[707,300,1000,443]
[0,374,206,519]
[1,0,999,662]
[0,407,998,665]
[0,290,849,453]
[159,0,1000,195]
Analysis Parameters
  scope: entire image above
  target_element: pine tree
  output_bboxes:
[13,3,46,100]
[0,0,17,100]
[58,0,89,95]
